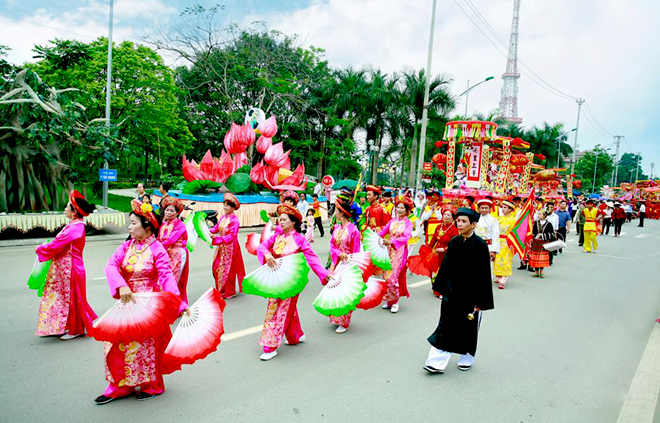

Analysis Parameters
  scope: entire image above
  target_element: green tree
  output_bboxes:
[0,67,116,212]
[29,38,193,179]
[614,152,647,184]
[574,146,614,193]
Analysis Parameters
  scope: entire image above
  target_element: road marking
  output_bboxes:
[93,276,106,280]
[567,239,575,243]
[620,232,627,236]
[221,325,262,341]
[220,279,433,341]
[564,251,634,260]
[635,234,650,239]
[617,323,660,423]
[409,279,431,288]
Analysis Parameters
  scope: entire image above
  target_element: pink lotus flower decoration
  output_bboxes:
[224,123,256,154]
[264,142,291,169]
[250,160,266,185]
[256,136,272,154]
[233,152,248,170]
[261,116,278,138]
[264,164,308,191]
[182,154,204,181]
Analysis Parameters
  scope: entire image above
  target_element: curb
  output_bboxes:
[0,226,264,248]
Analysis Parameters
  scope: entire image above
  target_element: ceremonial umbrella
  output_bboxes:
[332,179,358,190]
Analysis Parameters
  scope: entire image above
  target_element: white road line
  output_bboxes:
[409,279,431,288]
[564,251,634,260]
[635,234,650,239]
[220,279,433,342]
[92,276,106,280]
[221,325,262,341]
[620,232,627,236]
[617,323,660,423]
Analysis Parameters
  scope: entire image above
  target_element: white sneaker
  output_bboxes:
[260,351,278,361]
[60,333,82,341]
[390,303,399,313]
[335,326,348,334]
[382,303,390,309]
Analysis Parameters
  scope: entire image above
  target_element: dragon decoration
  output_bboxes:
[181,112,307,194]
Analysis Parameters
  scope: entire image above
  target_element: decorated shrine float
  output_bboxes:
[152,111,327,227]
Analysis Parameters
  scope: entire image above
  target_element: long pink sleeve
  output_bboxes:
[377,220,392,238]
[294,232,330,283]
[348,224,361,253]
[390,219,413,249]
[257,232,278,265]
[212,215,239,245]
[159,219,188,249]
[35,221,84,262]
[105,240,131,298]
[151,241,188,312]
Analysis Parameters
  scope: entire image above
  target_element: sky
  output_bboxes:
[2,0,658,179]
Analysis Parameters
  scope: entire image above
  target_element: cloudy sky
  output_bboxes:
[2,0,658,178]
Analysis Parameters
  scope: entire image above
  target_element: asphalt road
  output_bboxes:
[0,220,658,423]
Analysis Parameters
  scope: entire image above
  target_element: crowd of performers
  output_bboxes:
[30,183,647,403]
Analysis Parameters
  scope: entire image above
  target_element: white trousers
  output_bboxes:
[425,347,475,370]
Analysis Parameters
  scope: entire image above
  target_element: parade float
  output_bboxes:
[152,110,327,227]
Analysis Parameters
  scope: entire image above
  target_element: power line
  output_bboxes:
[0,12,97,40]
[582,101,614,137]
[459,0,578,101]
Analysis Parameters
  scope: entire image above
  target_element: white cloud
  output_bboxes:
[243,0,660,176]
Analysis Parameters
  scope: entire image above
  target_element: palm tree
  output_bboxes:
[400,69,455,185]
[524,122,573,168]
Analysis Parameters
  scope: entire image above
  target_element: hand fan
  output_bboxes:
[89,292,181,343]
[193,212,213,247]
[407,245,441,277]
[184,213,199,252]
[334,251,372,273]
[245,233,260,256]
[164,288,226,367]
[28,257,51,297]
[363,229,392,270]
[313,265,366,316]
[243,252,310,299]
[260,220,276,242]
[356,276,387,310]
[260,209,270,223]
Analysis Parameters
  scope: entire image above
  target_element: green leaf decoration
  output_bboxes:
[182,180,223,195]
[225,173,251,194]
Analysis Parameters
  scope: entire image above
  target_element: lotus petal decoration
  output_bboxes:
[199,150,214,180]
[182,154,204,182]
[250,160,266,185]
[260,116,278,138]
[256,136,272,154]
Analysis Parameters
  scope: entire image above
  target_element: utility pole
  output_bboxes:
[570,98,585,174]
[651,162,655,180]
[415,0,438,189]
[102,0,114,209]
[611,135,622,186]
[635,152,641,182]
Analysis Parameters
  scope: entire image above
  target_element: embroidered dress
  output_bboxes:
[361,202,391,234]
[256,231,330,353]
[210,214,245,299]
[157,217,189,303]
[378,217,413,307]
[328,221,361,328]
[421,206,442,245]
[102,236,187,398]
[529,220,554,268]
[35,219,97,336]
[493,213,517,284]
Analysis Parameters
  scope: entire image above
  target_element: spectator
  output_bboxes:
[136,182,146,200]
[311,194,325,237]
[297,193,309,217]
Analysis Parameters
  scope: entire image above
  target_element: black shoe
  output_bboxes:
[517,264,527,270]
[95,395,119,405]
[423,365,444,374]
[136,392,159,401]
[527,267,535,272]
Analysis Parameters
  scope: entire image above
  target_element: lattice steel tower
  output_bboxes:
[499,0,522,123]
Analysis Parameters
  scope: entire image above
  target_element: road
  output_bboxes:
[0,220,658,422]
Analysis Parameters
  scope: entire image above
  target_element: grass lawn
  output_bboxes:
[86,193,133,213]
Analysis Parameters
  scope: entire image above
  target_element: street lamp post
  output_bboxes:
[556,128,577,168]
[460,76,495,119]
[570,99,585,174]
[592,148,611,193]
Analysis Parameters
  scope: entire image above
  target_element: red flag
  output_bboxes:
[506,193,534,258]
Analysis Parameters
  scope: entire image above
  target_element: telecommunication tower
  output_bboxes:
[499,0,522,123]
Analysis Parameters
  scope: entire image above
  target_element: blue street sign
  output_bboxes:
[99,169,117,182]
